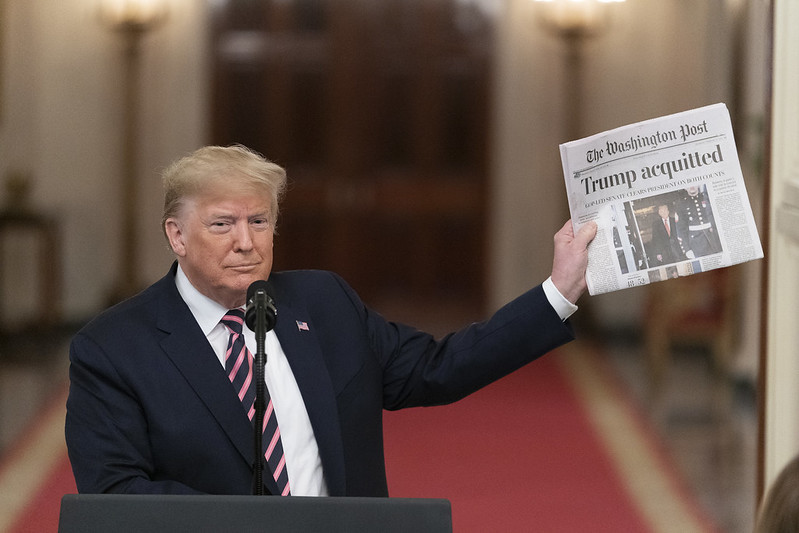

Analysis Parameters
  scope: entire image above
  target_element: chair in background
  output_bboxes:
[644,266,741,414]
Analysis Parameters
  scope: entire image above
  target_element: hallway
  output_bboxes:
[0,304,758,532]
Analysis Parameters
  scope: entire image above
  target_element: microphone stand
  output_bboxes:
[252,293,267,496]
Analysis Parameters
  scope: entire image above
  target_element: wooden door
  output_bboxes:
[210,0,494,309]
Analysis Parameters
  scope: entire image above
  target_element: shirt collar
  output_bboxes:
[174,264,237,335]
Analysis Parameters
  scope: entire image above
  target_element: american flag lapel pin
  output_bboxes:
[296,320,310,331]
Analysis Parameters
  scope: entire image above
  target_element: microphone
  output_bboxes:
[244,279,276,496]
[244,280,277,332]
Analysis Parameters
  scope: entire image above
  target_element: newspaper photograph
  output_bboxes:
[560,103,763,296]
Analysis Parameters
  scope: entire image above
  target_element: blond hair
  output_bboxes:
[161,145,287,239]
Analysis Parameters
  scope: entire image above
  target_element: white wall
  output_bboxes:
[0,0,208,321]
[765,0,799,491]
[490,0,567,309]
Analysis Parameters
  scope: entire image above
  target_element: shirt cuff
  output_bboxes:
[542,276,578,321]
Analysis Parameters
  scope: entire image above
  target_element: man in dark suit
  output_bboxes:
[649,204,684,265]
[65,145,596,497]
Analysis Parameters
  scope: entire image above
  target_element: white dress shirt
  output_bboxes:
[542,276,578,321]
[174,266,328,496]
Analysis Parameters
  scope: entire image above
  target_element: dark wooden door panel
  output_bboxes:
[210,0,494,308]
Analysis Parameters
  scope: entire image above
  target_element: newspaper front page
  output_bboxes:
[560,103,763,295]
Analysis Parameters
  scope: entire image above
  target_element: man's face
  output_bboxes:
[658,205,670,219]
[165,181,274,309]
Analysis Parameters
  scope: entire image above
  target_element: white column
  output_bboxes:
[764,0,799,491]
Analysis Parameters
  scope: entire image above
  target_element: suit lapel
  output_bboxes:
[273,298,347,496]
[153,272,280,495]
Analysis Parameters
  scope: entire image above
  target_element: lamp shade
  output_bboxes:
[534,0,625,37]
[99,0,168,32]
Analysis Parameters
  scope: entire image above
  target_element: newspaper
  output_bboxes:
[560,103,763,295]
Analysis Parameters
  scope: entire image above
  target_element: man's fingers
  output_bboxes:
[574,221,597,247]
[557,219,574,239]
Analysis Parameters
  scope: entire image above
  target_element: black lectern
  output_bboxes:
[58,494,452,533]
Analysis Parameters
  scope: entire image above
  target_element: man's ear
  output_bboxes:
[165,218,187,257]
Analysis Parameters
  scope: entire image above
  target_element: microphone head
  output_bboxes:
[246,280,271,303]
[245,280,277,332]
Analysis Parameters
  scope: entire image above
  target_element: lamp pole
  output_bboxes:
[533,0,625,141]
[561,28,588,143]
[99,1,167,303]
[533,0,625,335]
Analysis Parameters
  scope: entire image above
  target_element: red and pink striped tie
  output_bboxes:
[222,309,291,496]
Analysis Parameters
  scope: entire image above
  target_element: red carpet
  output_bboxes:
[8,457,76,533]
[0,385,76,533]
[383,351,713,532]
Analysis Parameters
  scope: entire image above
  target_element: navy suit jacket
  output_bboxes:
[66,263,574,496]
[650,215,683,265]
